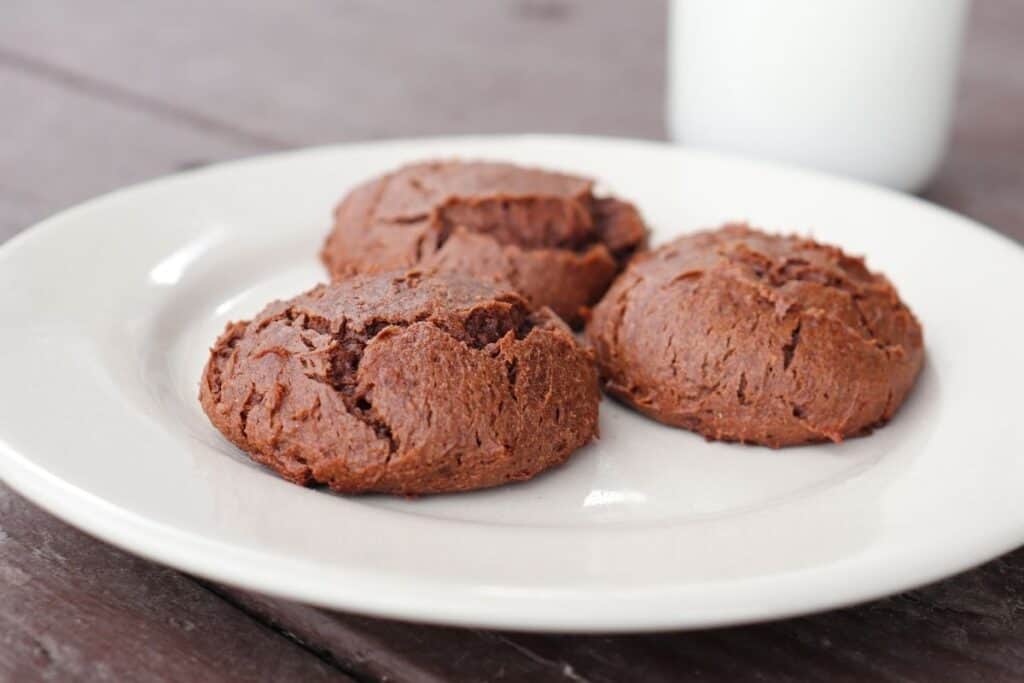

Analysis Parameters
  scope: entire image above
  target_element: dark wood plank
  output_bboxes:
[209,586,592,683]
[0,487,352,682]
[0,60,271,242]
[0,0,666,146]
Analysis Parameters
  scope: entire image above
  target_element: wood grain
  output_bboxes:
[0,487,351,682]
[0,60,266,242]
[0,0,665,160]
[0,0,1021,681]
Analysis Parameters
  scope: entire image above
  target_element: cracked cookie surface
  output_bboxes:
[200,271,600,494]
[585,224,924,447]
[320,160,647,327]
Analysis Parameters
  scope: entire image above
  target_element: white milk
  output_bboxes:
[667,0,970,192]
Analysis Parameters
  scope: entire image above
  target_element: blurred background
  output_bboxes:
[1,0,1020,244]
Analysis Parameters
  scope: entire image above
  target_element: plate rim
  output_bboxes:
[4,437,1023,633]
[1,133,1022,633]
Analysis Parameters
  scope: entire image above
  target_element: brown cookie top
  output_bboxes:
[320,160,647,326]
[586,224,924,447]
[200,271,600,494]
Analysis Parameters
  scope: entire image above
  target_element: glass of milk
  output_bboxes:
[667,0,970,192]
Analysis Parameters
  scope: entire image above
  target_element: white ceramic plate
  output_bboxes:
[1,136,1022,633]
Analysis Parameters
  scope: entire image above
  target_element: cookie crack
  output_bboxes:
[238,383,263,441]
[353,394,398,456]
[391,213,431,225]
[718,239,916,356]
[609,275,645,358]
[663,269,704,289]
[282,303,535,456]
[777,395,842,443]
[727,272,901,357]
[407,175,431,197]
[852,295,878,340]
[782,321,802,371]
[736,372,749,405]
[721,239,869,297]
[378,192,643,265]
[302,311,532,393]
[204,321,247,400]
[504,355,519,402]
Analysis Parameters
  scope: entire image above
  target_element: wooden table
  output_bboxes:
[1,2,1021,680]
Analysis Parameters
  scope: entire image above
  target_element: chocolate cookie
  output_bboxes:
[320,160,647,327]
[200,271,600,494]
[586,224,924,447]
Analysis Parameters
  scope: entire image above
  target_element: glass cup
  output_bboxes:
[667,0,970,192]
